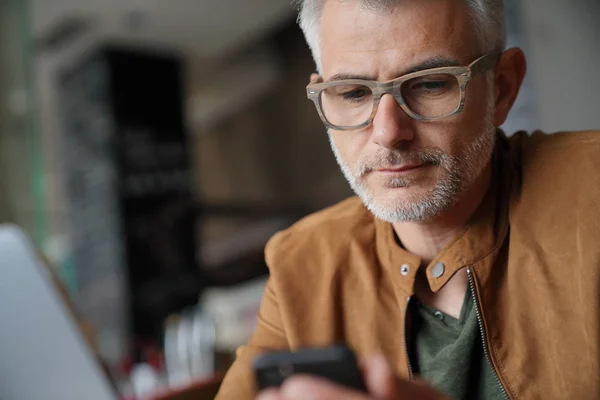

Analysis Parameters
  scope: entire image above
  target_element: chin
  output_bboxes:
[360,184,455,223]
[377,184,431,204]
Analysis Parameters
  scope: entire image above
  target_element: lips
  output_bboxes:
[377,163,425,173]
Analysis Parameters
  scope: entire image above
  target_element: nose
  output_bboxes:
[371,93,415,149]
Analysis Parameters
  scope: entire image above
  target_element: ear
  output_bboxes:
[493,48,527,126]
[309,73,320,84]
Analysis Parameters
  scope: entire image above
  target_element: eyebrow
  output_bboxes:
[326,56,461,82]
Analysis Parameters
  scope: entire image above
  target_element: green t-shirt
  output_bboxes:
[412,289,505,400]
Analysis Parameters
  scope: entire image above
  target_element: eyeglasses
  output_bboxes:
[306,52,500,131]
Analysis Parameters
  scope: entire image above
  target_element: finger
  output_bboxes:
[256,387,283,400]
[362,354,397,399]
[396,378,452,400]
[281,375,369,400]
[362,355,450,400]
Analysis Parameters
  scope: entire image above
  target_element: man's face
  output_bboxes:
[319,0,498,222]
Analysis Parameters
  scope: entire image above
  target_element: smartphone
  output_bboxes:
[253,345,367,393]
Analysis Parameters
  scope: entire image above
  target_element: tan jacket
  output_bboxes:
[216,130,600,399]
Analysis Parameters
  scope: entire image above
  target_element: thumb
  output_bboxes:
[362,355,397,399]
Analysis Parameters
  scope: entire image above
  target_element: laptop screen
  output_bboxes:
[0,225,118,400]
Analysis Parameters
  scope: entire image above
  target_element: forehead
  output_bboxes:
[319,0,479,80]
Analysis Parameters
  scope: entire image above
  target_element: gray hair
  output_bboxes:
[293,0,506,72]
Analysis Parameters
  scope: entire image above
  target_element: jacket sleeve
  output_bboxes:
[214,275,289,399]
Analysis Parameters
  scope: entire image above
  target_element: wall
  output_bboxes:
[520,0,600,133]
[191,23,352,261]
[191,23,351,212]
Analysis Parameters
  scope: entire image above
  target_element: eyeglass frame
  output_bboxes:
[306,52,501,131]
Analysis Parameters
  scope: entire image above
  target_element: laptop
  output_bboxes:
[0,224,118,400]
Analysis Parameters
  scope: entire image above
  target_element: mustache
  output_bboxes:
[356,148,450,176]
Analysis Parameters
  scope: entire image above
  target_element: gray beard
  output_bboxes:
[328,109,497,223]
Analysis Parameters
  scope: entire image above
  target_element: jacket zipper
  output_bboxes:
[467,268,510,400]
[403,295,414,380]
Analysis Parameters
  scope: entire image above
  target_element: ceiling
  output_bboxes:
[31,0,295,58]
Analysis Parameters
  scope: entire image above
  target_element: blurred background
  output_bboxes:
[0,0,599,397]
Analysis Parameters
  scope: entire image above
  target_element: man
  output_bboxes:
[216,0,600,398]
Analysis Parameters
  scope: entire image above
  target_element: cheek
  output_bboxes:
[411,121,464,157]
[330,130,370,166]
[420,91,492,157]
[460,79,495,129]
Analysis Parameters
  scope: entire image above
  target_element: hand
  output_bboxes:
[256,355,450,400]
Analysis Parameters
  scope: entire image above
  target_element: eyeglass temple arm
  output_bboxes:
[470,52,501,76]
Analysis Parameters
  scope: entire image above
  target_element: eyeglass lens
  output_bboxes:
[319,73,461,127]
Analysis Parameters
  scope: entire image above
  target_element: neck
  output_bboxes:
[392,162,493,265]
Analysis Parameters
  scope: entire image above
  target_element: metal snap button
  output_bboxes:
[432,263,445,278]
[434,311,445,321]
[400,264,410,276]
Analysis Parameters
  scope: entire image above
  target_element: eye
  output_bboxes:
[342,87,370,101]
[412,80,448,92]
